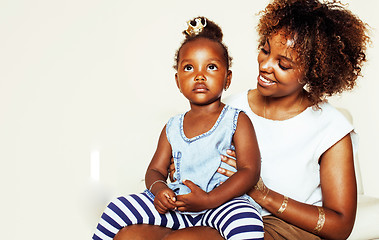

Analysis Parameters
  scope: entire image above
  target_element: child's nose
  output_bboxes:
[195,72,206,81]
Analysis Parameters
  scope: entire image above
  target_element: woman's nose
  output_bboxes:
[260,57,274,73]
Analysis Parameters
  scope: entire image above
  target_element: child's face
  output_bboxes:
[257,29,305,98]
[175,38,231,106]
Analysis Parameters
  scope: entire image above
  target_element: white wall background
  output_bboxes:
[0,0,378,239]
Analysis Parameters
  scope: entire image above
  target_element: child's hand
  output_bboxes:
[154,188,177,214]
[175,180,210,212]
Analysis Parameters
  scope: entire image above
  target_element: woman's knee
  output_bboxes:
[162,226,224,240]
[114,224,172,240]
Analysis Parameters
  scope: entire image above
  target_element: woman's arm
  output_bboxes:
[175,112,261,212]
[219,134,357,240]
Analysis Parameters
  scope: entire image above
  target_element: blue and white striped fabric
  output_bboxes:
[93,190,263,240]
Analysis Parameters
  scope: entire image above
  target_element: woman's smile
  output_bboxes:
[257,74,276,87]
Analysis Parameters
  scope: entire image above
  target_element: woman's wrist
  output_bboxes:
[276,195,289,214]
[249,177,272,205]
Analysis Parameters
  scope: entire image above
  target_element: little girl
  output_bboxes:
[93,17,264,240]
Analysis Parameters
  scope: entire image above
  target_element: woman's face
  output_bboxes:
[257,30,305,98]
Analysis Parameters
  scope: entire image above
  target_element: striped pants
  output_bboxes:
[93,190,263,240]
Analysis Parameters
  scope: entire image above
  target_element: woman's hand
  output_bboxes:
[171,149,237,179]
[175,180,211,212]
[217,149,237,177]
[153,188,177,214]
[168,157,175,182]
[218,149,270,204]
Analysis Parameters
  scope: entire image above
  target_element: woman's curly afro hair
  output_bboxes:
[257,0,370,105]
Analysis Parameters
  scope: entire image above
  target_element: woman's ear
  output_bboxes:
[224,70,232,90]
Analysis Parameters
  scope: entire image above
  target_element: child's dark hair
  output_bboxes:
[258,0,370,105]
[174,17,232,70]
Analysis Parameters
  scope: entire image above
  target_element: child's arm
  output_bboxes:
[145,125,177,214]
[175,112,260,212]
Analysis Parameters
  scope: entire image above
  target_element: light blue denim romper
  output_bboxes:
[166,105,261,214]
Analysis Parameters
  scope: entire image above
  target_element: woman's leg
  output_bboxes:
[262,215,320,240]
[162,226,224,240]
[113,225,223,240]
[202,198,264,240]
[114,225,173,240]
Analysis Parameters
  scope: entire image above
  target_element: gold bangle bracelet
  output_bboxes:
[313,206,325,234]
[277,195,289,214]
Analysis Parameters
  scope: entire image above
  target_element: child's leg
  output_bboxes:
[201,197,264,240]
[93,191,189,240]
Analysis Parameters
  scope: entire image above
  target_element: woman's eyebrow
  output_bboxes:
[267,38,295,64]
[279,54,294,63]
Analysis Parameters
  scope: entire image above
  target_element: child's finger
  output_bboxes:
[157,192,175,210]
[157,206,167,214]
[164,192,176,205]
[182,179,199,192]
[177,206,187,212]
[173,200,186,208]
[154,201,167,214]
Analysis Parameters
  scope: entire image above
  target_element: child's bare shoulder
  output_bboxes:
[236,110,252,125]
[234,110,254,134]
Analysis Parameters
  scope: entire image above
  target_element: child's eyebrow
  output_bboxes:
[207,58,223,63]
[179,59,192,64]
[179,58,223,64]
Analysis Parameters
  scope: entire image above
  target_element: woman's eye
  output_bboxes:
[208,64,218,70]
[184,65,193,71]
[261,48,269,55]
[279,63,290,71]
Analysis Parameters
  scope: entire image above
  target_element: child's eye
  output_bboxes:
[184,65,193,72]
[207,64,218,71]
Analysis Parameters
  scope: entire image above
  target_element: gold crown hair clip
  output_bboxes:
[185,18,207,37]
